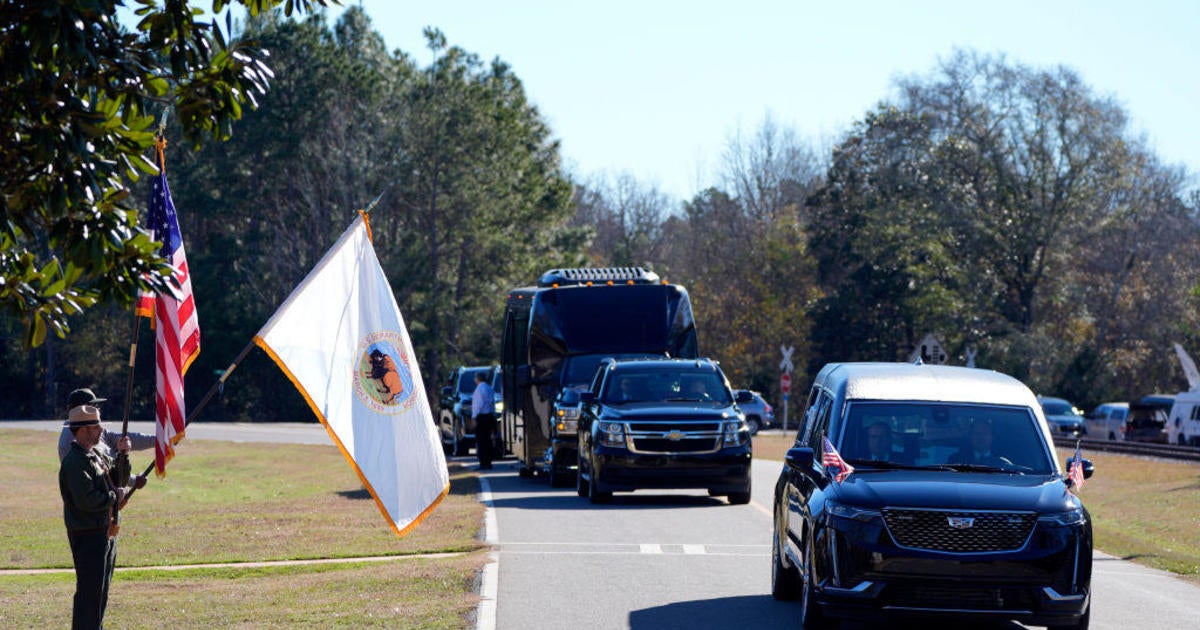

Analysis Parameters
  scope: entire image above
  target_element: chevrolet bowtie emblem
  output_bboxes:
[664,430,686,441]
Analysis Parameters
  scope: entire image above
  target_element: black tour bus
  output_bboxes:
[500,268,698,483]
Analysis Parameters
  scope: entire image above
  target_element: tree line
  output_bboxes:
[2,7,1197,421]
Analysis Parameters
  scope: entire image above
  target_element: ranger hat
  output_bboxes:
[67,388,107,409]
[66,405,102,428]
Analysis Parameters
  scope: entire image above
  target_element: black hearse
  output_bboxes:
[772,362,1094,630]
[499,268,698,483]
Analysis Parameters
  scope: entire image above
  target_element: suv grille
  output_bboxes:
[881,509,1036,553]
[625,420,722,454]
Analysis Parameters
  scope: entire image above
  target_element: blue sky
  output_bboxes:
[184,1,1200,202]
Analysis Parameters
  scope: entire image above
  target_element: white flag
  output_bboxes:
[253,215,449,537]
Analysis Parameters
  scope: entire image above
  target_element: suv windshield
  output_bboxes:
[1040,400,1080,416]
[456,368,491,395]
[603,368,732,405]
[839,402,1054,475]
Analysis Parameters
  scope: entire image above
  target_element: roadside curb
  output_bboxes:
[476,474,499,630]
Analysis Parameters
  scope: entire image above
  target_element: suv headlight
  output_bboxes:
[826,501,882,522]
[598,421,626,448]
[723,420,749,447]
[1038,508,1087,526]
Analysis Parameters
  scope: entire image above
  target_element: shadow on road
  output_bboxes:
[488,492,729,511]
[630,595,1026,630]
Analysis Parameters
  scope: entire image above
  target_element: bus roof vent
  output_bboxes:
[538,267,661,287]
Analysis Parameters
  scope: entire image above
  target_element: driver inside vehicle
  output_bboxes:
[948,418,1011,467]
[683,376,711,401]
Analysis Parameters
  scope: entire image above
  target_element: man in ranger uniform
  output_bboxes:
[58,405,146,629]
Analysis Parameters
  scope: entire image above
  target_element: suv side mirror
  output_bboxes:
[735,390,754,404]
[440,386,453,398]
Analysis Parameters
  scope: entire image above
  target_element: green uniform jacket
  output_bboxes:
[59,441,117,532]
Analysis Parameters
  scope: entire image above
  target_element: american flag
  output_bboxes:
[137,141,200,476]
[1068,441,1085,492]
[823,436,855,483]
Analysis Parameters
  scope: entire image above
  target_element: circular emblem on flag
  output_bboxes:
[353,331,417,414]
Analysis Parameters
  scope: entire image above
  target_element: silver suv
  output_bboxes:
[734,389,775,434]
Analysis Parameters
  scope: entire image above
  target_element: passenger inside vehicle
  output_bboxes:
[861,421,912,463]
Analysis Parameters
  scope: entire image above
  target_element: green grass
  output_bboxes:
[753,432,1200,582]
[0,428,486,627]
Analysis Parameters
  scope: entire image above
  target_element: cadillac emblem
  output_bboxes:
[947,516,975,530]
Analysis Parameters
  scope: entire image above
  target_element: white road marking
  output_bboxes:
[476,476,499,630]
[640,543,664,554]
[682,544,706,555]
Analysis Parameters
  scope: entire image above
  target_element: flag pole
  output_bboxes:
[125,340,256,500]
[118,317,141,439]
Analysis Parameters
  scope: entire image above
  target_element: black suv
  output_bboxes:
[772,362,1094,629]
[574,358,753,504]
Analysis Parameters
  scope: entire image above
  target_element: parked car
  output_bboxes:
[772,362,1093,629]
[1168,391,1200,446]
[1125,394,1174,443]
[734,389,775,434]
[438,365,494,456]
[1085,402,1128,441]
[575,357,753,504]
[1038,396,1087,437]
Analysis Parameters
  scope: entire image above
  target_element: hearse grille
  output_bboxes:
[625,421,723,454]
[881,508,1037,553]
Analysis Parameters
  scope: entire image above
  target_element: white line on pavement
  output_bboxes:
[475,476,499,630]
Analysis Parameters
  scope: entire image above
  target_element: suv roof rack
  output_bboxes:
[538,267,661,287]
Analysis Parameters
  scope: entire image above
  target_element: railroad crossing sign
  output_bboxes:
[779,345,795,374]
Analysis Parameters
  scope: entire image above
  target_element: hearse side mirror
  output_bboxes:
[440,386,452,398]
[735,390,754,404]
[785,446,815,472]
[1065,458,1095,481]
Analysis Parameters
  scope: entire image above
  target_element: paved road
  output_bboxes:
[13,420,1198,629]
[479,456,1200,630]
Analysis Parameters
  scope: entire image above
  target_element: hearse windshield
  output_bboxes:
[838,402,1054,475]
[603,368,732,406]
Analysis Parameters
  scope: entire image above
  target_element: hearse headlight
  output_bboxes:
[723,420,749,447]
[826,501,882,522]
[555,419,579,436]
[598,421,626,448]
[1038,508,1087,527]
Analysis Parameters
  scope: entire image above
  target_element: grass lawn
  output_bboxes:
[752,432,1200,582]
[0,428,486,628]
